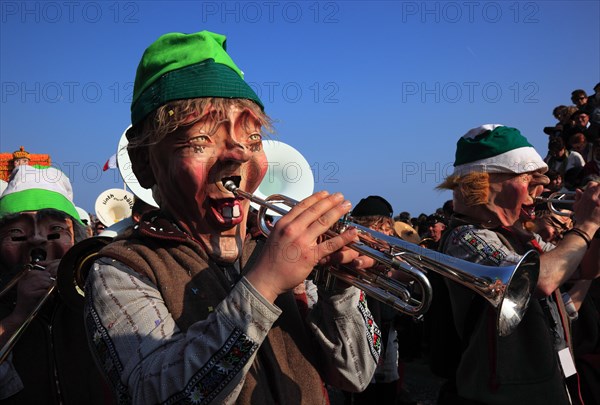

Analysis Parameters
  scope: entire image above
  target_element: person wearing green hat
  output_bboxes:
[84,30,379,404]
[0,165,112,404]
[435,124,600,404]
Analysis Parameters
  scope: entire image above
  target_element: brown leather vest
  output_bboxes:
[99,215,328,404]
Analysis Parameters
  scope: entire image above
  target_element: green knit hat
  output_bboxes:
[131,30,263,126]
[452,124,548,176]
[0,165,83,225]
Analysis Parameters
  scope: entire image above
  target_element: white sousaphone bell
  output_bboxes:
[94,126,160,237]
[94,188,135,227]
[116,125,159,209]
[252,139,314,216]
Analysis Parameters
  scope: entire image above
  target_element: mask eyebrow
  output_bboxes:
[195,111,230,136]
[237,109,262,132]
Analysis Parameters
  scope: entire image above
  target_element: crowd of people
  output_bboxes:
[541,86,600,193]
[0,29,599,405]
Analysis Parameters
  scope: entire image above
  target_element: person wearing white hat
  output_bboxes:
[0,165,112,404]
[75,206,94,238]
[435,125,600,405]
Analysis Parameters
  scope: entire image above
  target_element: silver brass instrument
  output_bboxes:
[535,192,576,216]
[225,181,540,337]
[0,251,54,363]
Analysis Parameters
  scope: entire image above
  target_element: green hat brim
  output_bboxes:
[0,189,83,226]
[131,59,263,126]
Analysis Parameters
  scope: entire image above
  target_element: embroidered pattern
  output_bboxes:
[85,297,130,404]
[357,290,381,363]
[163,329,258,405]
[454,227,507,266]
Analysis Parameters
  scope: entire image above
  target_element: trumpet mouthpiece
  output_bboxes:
[223,180,238,193]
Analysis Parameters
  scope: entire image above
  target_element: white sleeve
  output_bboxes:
[567,151,585,171]
[84,258,280,405]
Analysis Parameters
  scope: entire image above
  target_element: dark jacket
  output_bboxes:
[437,220,571,405]
[0,277,113,404]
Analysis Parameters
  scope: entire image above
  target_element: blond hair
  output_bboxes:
[127,98,273,150]
[352,215,397,236]
[437,172,490,207]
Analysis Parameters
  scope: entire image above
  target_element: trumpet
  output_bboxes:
[225,181,540,337]
[535,192,576,216]
[0,251,55,364]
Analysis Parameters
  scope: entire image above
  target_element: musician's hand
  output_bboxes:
[573,181,600,236]
[13,268,55,321]
[246,191,359,303]
[317,244,360,267]
[42,259,60,278]
[347,255,377,270]
[339,254,416,284]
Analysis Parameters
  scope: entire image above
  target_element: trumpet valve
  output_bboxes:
[311,265,339,292]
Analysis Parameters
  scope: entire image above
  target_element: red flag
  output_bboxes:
[103,154,117,171]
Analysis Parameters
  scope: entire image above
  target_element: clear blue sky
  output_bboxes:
[1,1,599,217]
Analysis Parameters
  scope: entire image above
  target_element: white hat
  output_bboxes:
[0,165,82,224]
[452,124,547,176]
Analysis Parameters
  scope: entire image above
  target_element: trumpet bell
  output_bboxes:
[350,223,540,337]
[496,251,539,336]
